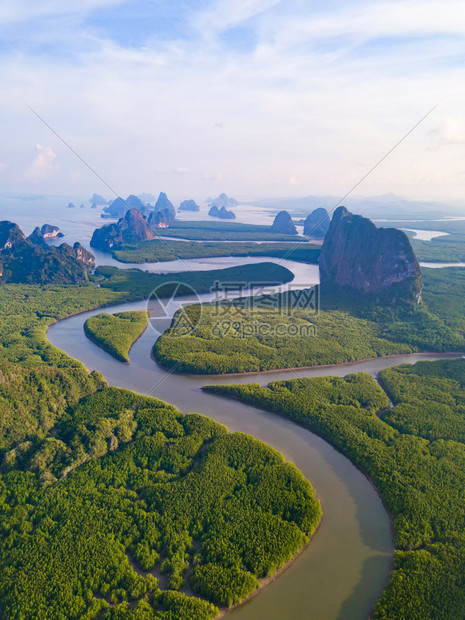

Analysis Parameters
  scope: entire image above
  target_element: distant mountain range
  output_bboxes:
[251,193,464,220]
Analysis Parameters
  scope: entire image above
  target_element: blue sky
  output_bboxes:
[1,0,465,202]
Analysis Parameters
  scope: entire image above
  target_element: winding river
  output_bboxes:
[47,256,463,619]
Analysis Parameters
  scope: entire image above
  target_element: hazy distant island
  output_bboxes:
[179,199,200,211]
[303,208,331,239]
[271,210,297,235]
[207,192,239,209]
[101,192,177,222]
[89,192,108,206]
[208,205,236,219]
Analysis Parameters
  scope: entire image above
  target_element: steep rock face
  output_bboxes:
[69,242,95,267]
[179,199,200,211]
[27,227,49,249]
[154,192,176,221]
[126,195,147,212]
[0,222,26,250]
[271,211,297,235]
[41,224,64,239]
[91,209,157,251]
[303,208,330,239]
[28,225,64,248]
[319,206,422,301]
[102,197,127,219]
[0,221,94,284]
[147,209,171,228]
[118,210,154,244]
[208,205,236,219]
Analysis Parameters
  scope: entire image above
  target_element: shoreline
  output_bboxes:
[83,313,149,364]
[217,519,323,618]
[204,389,397,619]
[156,350,465,379]
[46,295,452,619]
[46,299,328,620]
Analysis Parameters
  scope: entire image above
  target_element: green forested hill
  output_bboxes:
[206,359,465,619]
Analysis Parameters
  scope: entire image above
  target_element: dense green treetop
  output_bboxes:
[112,239,320,265]
[154,268,465,374]
[206,359,465,618]
[84,311,149,362]
[0,388,321,618]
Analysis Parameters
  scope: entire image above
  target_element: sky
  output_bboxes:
[1,0,465,204]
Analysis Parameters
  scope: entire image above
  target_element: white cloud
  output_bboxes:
[25,144,58,181]
[193,0,282,35]
[0,0,125,25]
[429,118,465,149]
[2,0,465,201]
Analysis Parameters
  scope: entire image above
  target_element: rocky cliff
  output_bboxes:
[41,224,64,239]
[271,211,297,235]
[27,224,64,248]
[102,195,147,219]
[154,192,176,221]
[147,209,172,228]
[27,227,50,249]
[91,209,156,251]
[303,208,330,239]
[0,221,94,284]
[319,206,422,302]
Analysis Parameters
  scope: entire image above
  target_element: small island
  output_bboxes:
[84,310,149,362]
[179,199,200,211]
[208,205,236,219]
[271,210,297,235]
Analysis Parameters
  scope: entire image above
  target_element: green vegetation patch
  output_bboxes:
[154,220,304,241]
[154,269,465,375]
[154,303,415,374]
[113,239,320,264]
[0,271,321,617]
[0,387,321,618]
[95,262,294,299]
[413,236,465,263]
[206,359,465,618]
[84,311,149,362]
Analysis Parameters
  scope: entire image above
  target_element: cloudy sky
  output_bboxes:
[1,0,465,202]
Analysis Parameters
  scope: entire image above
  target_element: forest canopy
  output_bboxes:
[206,359,465,618]
[84,311,149,362]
